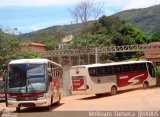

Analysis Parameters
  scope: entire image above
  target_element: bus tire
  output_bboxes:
[110,86,117,96]
[46,97,52,110]
[143,81,149,89]
[54,94,61,106]
[51,95,53,106]
[16,107,20,112]
[45,105,50,110]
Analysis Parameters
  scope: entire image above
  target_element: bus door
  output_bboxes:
[147,63,156,85]
[49,67,59,101]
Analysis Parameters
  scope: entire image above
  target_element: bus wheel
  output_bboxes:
[54,94,61,106]
[16,107,20,112]
[46,98,52,110]
[143,81,149,89]
[50,95,53,106]
[45,105,51,110]
[110,86,117,96]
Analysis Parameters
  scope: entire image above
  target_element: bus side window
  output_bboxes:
[121,65,131,73]
[147,63,155,78]
[112,65,121,74]
[88,68,97,76]
[104,66,112,75]
[139,63,147,71]
[131,64,140,72]
[48,63,52,82]
[97,67,104,76]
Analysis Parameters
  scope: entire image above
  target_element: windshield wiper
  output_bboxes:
[27,79,36,93]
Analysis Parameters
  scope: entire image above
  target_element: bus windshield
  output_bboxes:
[8,64,47,93]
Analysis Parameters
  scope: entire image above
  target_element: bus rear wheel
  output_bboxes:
[16,107,20,112]
[143,81,149,89]
[110,86,117,96]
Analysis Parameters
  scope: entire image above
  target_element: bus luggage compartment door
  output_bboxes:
[72,76,86,91]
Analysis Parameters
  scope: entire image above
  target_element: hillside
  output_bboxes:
[19,4,160,42]
[19,23,83,43]
[114,4,160,34]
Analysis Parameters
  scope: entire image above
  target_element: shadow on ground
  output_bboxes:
[77,88,149,100]
[16,103,64,113]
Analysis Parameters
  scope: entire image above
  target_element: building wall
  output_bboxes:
[20,43,46,52]
[144,49,160,62]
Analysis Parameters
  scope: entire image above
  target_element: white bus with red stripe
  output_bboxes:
[70,61,156,95]
[5,59,63,112]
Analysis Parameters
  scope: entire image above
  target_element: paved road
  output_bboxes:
[0,87,160,116]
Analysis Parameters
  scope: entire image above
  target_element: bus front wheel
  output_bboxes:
[110,86,117,96]
[16,107,20,112]
[54,94,61,106]
[143,81,149,89]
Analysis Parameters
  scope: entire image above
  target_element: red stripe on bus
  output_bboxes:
[9,93,44,98]
[72,76,84,90]
[117,71,148,87]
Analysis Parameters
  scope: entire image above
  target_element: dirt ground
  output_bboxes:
[54,87,160,111]
[1,87,160,112]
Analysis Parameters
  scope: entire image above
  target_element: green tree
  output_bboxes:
[17,50,38,59]
[70,34,113,48]
[121,24,149,44]
[98,16,125,33]
[0,30,19,75]
[151,32,160,42]
[45,40,58,50]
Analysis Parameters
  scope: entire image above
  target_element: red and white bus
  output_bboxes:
[70,61,156,96]
[5,59,63,112]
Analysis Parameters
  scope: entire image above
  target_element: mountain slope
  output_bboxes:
[19,4,160,42]
[113,4,160,34]
[20,23,83,43]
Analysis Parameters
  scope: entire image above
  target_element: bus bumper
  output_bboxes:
[7,99,49,108]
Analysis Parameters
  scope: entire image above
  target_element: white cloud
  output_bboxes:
[1,0,160,33]
[0,0,159,8]
[99,0,159,16]
[0,0,77,7]
[122,0,157,10]
[102,0,158,10]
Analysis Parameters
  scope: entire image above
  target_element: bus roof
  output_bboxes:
[71,60,152,69]
[9,59,62,67]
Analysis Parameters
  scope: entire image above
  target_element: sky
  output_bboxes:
[0,0,159,34]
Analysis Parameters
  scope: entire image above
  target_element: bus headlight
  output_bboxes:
[37,93,46,100]
[37,97,46,100]
[8,98,16,101]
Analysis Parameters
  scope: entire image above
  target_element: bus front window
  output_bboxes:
[7,64,47,93]
[27,64,46,93]
[8,64,27,93]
